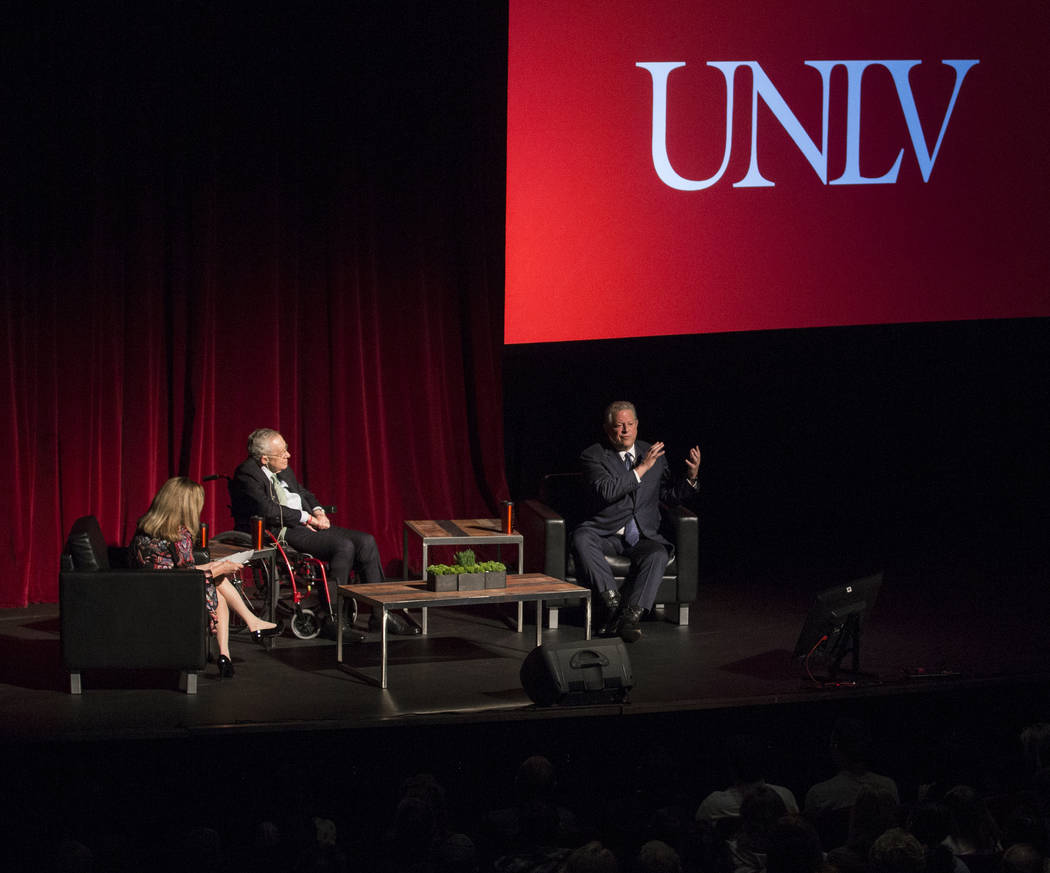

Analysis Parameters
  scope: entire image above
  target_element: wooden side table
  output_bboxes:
[402,518,523,580]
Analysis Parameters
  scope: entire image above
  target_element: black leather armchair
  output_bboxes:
[516,473,700,628]
[59,515,209,694]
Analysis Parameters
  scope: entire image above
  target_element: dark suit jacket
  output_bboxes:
[231,458,321,534]
[576,440,693,545]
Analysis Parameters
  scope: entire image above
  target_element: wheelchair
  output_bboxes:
[205,475,356,640]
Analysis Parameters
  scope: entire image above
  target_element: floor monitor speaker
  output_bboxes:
[520,637,633,706]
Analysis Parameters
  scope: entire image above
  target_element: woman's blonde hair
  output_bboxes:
[137,476,205,541]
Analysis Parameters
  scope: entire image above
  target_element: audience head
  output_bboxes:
[137,476,204,540]
[51,838,94,873]
[765,815,824,873]
[999,806,1048,855]
[253,820,281,848]
[739,785,789,850]
[942,784,1001,852]
[515,755,557,801]
[999,842,1045,873]
[869,827,926,873]
[401,772,450,834]
[1019,723,1050,773]
[849,783,901,846]
[561,840,619,873]
[435,832,479,873]
[906,800,954,848]
[635,839,681,873]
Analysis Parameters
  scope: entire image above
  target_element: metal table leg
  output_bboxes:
[380,608,389,689]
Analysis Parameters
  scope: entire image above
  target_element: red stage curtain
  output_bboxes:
[0,3,510,606]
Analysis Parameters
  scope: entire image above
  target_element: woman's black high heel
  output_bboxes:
[217,654,235,679]
[251,619,285,644]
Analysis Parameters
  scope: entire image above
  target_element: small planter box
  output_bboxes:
[427,572,459,592]
[426,561,506,592]
[457,572,485,591]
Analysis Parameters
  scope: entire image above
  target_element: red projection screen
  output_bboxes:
[504,1,1050,344]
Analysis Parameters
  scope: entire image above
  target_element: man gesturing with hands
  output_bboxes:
[572,401,700,642]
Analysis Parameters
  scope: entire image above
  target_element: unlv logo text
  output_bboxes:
[636,60,979,188]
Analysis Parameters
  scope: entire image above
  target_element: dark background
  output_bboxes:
[505,317,1050,589]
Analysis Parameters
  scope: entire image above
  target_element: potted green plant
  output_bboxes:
[480,560,507,589]
[426,563,459,592]
[454,550,485,591]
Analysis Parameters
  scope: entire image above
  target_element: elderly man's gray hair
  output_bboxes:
[248,428,282,460]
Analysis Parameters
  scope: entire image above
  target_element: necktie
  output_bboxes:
[272,475,290,505]
[623,453,640,546]
[270,474,292,543]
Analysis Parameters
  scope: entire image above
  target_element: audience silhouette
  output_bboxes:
[22,715,1050,873]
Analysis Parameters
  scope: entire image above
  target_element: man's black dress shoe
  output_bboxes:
[251,619,285,644]
[618,604,645,643]
[217,654,235,678]
[596,589,622,637]
[368,609,422,635]
[321,617,366,643]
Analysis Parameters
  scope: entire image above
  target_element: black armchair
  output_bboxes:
[516,473,699,627]
[59,515,209,694]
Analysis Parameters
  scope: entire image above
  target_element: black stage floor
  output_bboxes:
[3,561,1049,744]
[3,561,1050,869]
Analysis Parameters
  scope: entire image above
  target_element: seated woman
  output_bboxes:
[130,476,281,679]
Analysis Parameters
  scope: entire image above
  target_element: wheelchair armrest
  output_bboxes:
[517,498,567,579]
[210,530,254,547]
[662,502,699,603]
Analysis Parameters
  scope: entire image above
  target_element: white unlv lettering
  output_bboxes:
[635,60,979,189]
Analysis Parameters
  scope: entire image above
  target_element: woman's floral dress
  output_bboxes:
[130,525,219,635]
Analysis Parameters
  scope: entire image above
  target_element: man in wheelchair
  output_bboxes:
[230,428,419,639]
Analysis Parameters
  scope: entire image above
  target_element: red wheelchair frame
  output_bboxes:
[206,473,353,640]
[261,530,347,639]
[218,529,357,640]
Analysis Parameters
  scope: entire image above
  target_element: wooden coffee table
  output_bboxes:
[337,573,591,688]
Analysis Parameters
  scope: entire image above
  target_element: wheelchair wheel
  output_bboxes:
[290,607,322,640]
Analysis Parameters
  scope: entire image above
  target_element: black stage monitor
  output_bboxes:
[794,572,883,680]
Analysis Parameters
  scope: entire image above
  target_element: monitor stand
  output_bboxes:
[814,615,880,685]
